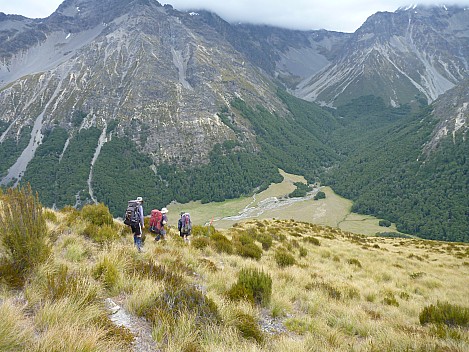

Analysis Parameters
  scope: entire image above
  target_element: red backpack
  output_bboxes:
[149,209,163,232]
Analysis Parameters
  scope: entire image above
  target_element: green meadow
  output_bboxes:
[166,170,401,236]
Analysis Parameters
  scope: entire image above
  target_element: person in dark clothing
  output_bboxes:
[178,211,192,243]
[131,196,145,252]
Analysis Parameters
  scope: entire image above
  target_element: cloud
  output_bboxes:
[1,0,469,32]
[164,0,469,32]
[0,1,60,18]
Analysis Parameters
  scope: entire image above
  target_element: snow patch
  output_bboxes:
[189,12,199,16]
[65,33,71,39]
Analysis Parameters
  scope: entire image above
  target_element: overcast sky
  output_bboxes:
[1,0,469,32]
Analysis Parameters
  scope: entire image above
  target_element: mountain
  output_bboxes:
[0,0,278,170]
[190,13,351,89]
[295,5,469,107]
[0,1,467,242]
[0,0,339,213]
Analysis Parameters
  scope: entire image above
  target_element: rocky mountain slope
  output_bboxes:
[296,5,469,107]
[0,0,287,186]
[424,78,469,154]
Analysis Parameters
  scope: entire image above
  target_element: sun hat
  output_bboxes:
[161,207,168,213]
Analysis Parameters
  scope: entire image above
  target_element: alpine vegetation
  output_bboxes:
[0,191,468,351]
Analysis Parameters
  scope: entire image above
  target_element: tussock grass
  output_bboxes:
[34,322,127,352]
[34,297,103,330]
[0,184,51,287]
[1,197,468,351]
[0,300,33,351]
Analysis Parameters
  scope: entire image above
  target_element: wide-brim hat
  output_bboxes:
[161,207,168,213]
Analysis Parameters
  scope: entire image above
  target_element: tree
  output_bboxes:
[314,191,326,200]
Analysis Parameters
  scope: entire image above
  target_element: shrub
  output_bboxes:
[347,258,362,268]
[191,225,216,237]
[210,232,233,254]
[0,184,51,287]
[382,294,399,307]
[274,249,296,268]
[233,232,255,245]
[81,223,119,244]
[234,311,264,343]
[255,232,273,250]
[410,271,425,279]
[419,302,469,327]
[191,236,210,249]
[379,220,392,227]
[304,236,320,246]
[235,242,262,260]
[80,203,114,226]
[81,222,98,240]
[237,268,272,307]
[95,224,120,244]
[62,206,80,226]
[198,258,218,272]
[226,283,255,304]
[141,285,220,326]
[376,232,409,238]
[43,209,58,223]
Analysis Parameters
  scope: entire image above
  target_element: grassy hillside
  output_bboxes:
[1,188,468,351]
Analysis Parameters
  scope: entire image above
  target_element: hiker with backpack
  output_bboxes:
[124,196,144,252]
[178,212,192,242]
[149,207,169,241]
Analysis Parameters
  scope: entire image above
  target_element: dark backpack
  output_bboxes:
[180,213,192,234]
[124,200,140,226]
[149,209,163,232]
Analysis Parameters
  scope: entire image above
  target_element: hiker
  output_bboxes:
[150,207,169,241]
[178,212,192,242]
[124,196,144,252]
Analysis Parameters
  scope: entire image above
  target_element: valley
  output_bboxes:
[0,1,467,242]
[167,170,402,236]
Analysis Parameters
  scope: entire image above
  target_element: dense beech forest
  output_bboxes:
[324,96,469,242]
